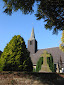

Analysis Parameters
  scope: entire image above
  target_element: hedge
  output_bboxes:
[47,55,55,72]
[36,57,43,72]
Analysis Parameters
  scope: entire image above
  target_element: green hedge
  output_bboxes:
[47,55,55,72]
[36,57,43,72]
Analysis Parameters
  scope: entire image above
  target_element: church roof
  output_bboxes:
[30,47,64,66]
[29,28,35,40]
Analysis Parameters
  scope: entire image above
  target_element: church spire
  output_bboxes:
[28,27,37,54]
[29,27,35,40]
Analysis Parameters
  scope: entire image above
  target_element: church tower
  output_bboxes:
[28,28,37,54]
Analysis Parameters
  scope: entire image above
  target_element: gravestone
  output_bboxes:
[56,63,60,73]
[39,50,52,72]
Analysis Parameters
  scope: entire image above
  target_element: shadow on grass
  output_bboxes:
[16,72,64,85]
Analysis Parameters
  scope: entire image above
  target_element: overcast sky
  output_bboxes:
[0,0,63,52]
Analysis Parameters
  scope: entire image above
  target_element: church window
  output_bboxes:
[30,41,32,45]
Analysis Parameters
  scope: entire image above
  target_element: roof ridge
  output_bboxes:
[39,47,59,50]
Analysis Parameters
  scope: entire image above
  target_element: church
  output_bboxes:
[28,28,64,72]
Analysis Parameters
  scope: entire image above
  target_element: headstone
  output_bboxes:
[60,68,64,73]
[39,50,52,72]
[62,68,64,73]
[60,69,62,73]
[56,63,60,73]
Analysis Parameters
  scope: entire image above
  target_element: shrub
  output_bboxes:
[47,54,55,72]
[0,35,33,72]
[36,57,43,72]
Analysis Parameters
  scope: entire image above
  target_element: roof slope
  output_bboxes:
[30,47,64,65]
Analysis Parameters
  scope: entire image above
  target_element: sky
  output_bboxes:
[0,0,63,52]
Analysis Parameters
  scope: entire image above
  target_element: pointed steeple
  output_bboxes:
[29,27,35,40]
[28,27,37,54]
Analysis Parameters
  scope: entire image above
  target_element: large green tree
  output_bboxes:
[0,35,33,71]
[2,0,64,34]
[59,30,64,52]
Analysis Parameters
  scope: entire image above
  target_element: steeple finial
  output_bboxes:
[29,27,35,40]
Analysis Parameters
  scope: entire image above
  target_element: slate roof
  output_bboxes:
[30,47,64,66]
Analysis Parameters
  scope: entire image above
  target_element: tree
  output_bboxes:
[35,0,64,34]
[0,35,33,72]
[3,0,64,34]
[0,51,2,58]
[59,30,64,52]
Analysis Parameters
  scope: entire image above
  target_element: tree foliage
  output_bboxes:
[3,0,64,34]
[0,51,2,58]
[0,35,33,72]
[36,57,43,72]
[35,0,64,34]
[59,30,64,52]
[3,0,35,15]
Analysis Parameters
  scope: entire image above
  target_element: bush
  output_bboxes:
[0,35,33,72]
[36,57,43,72]
[47,54,55,72]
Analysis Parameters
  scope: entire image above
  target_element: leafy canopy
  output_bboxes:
[0,35,33,71]
[3,0,64,34]
[0,51,2,58]
[59,30,64,52]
